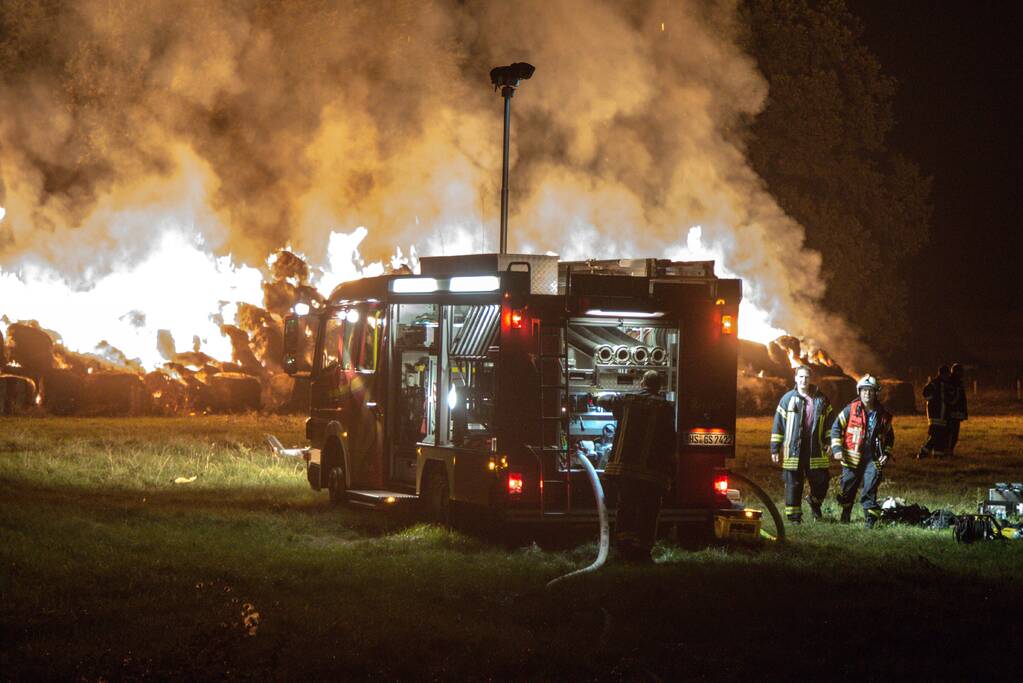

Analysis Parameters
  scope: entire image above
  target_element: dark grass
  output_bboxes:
[2,414,1022,680]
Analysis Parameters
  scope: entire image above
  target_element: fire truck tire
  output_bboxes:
[421,465,450,526]
[307,462,322,491]
[327,466,347,506]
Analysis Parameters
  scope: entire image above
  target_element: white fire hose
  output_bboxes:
[265,434,310,459]
[546,452,609,588]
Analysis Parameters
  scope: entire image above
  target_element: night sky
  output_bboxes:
[855,1,1022,367]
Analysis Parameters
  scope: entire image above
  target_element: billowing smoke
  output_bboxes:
[0,0,874,370]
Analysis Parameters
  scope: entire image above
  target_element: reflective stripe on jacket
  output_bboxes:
[830,399,894,468]
[770,388,833,470]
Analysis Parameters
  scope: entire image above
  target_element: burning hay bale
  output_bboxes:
[220,325,264,376]
[262,280,323,318]
[144,371,188,415]
[80,371,150,416]
[7,322,56,378]
[738,336,862,415]
[0,247,322,417]
[267,373,310,413]
[880,379,916,414]
[766,335,846,377]
[236,302,284,372]
[269,250,310,283]
[208,372,262,413]
[41,368,84,415]
[0,374,37,415]
[739,339,791,378]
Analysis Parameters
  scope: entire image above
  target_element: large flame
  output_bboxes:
[1,227,260,368]
[668,226,785,345]
[1,197,787,370]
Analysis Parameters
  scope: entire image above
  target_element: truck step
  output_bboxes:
[346,489,418,509]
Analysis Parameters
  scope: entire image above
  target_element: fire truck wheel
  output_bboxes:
[327,466,347,506]
[422,465,450,525]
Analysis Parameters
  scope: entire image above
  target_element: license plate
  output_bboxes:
[687,431,734,446]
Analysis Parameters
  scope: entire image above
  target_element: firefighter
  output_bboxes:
[597,370,676,563]
[917,366,950,459]
[831,375,894,528]
[946,363,968,457]
[770,365,834,523]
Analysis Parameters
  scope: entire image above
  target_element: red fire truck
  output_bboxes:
[281,253,741,537]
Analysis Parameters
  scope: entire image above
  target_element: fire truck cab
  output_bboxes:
[282,253,740,537]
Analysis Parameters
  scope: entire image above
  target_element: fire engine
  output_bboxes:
[280,252,742,538]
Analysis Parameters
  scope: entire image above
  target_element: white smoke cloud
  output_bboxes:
[0,0,873,369]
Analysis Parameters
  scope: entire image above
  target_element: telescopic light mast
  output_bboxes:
[489,62,535,254]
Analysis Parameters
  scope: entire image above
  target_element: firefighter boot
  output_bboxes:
[806,496,823,521]
[785,506,802,525]
[840,505,853,524]
[864,508,882,529]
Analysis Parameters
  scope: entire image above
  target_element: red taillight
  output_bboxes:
[508,472,523,496]
[510,310,524,329]
[713,474,729,494]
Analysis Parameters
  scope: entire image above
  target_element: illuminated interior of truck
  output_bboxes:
[566,319,679,471]
[390,303,498,458]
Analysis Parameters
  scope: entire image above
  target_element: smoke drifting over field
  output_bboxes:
[0,0,873,370]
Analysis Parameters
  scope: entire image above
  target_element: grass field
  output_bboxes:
[2,413,1022,680]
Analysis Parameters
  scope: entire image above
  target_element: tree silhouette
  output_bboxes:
[743,0,932,362]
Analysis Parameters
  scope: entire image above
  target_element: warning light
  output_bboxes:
[510,309,524,329]
[721,315,733,335]
[713,474,729,494]
[508,472,524,496]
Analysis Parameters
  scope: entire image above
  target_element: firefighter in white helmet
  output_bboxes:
[830,374,895,528]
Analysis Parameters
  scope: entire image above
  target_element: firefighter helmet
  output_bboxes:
[856,374,879,391]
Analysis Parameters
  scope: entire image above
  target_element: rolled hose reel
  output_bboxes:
[593,345,667,366]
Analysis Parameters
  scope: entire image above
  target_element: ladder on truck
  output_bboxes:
[537,319,572,515]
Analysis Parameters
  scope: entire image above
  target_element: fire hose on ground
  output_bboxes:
[545,463,785,587]
[546,452,609,588]
[728,469,786,542]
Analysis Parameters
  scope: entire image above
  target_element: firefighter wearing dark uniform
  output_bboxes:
[831,375,894,528]
[598,371,676,563]
[946,363,968,457]
[770,365,834,523]
[917,366,950,459]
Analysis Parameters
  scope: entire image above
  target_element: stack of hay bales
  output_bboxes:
[208,372,262,413]
[81,371,149,416]
[0,374,37,414]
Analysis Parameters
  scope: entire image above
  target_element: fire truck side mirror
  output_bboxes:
[283,314,312,376]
